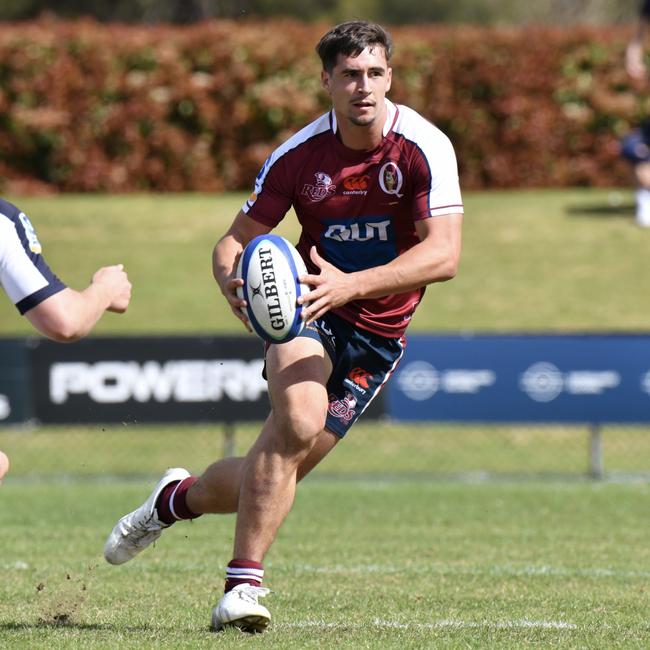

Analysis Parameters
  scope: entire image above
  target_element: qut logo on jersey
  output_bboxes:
[324,220,390,242]
[321,216,396,272]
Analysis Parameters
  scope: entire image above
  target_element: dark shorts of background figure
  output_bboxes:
[621,120,650,164]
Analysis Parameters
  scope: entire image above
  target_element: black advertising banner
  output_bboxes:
[30,336,271,424]
[0,338,31,425]
[6,333,650,426]
[28,335,385,425]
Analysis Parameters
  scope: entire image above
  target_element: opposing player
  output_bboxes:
[0,197,132,481]
[104,20,463,632]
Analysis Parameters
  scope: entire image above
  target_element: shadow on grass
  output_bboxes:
[565,202,635,219]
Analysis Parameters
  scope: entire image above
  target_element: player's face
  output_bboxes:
[321,46,392,130]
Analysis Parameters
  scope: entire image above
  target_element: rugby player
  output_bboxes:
[0,198,131,481]
[104,20,463,632]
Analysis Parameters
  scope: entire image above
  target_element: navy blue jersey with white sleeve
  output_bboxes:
[643,0,650,18]
[0,199,66,314]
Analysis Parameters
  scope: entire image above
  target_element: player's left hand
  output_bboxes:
[298,246,355,323]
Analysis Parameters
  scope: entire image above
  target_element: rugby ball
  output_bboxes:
[236,234,309,344]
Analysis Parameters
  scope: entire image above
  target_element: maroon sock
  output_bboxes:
[156,476,201,525]
[224,559,264,593]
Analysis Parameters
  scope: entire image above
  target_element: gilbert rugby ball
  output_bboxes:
[236,234,309,344]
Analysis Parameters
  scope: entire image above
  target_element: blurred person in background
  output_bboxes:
[0,197,132,482]
[622,0,650,227]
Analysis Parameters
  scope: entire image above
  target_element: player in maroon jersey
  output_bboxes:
[104,20,463,632]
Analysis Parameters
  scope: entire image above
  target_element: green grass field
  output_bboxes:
[0,188,648,335]
[1,478,650,648]
[1,190,650,647]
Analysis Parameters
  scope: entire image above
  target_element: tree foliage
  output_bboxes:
[0,20,642,194]
[0,0,642,25]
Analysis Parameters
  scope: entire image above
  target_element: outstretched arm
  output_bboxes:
[24,264,132,342]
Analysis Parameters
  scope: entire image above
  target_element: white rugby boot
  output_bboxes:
[211,584,271,633]
[103,467,190,565]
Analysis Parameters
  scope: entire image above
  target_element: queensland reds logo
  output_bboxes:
[302,172,337,202]
[328,391,357,423]
[379,161,403,198]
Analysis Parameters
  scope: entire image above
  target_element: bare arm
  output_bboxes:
[212,210,272,330]
[300,212,463,323]
[24,264,132,342]
[627,13,650,80]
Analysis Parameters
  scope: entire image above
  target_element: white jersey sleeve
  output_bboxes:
[0,199,66,314]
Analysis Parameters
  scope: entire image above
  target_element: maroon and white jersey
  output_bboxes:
[242,99,463,338]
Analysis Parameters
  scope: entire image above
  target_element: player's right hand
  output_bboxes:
[93,264,132,313]
[223,276,252,333]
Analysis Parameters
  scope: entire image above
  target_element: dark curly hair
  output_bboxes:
[316,21,393,72]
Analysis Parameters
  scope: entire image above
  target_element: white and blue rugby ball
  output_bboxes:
[236,234,309,344]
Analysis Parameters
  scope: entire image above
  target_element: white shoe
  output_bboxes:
[636,210,650,227]
[211,584,271,633]
[103,467,190,565]
[635,188,650,227]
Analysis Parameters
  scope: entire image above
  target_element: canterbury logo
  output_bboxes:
[348,367,371,389]
[343,175,370,191]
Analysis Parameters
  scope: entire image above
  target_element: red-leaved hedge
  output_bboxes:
[0,18,643,193]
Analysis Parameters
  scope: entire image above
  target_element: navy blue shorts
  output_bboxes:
[296,312,405,438]
[621,122,650,164]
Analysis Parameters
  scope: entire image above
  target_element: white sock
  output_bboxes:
[635,189,650,227]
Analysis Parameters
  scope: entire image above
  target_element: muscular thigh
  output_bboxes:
[265,336,332,412]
